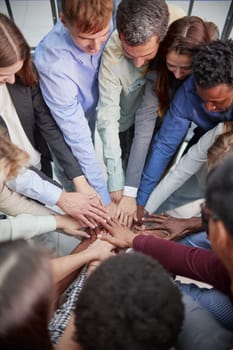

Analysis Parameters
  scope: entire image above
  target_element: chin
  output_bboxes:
[86,49,98,55]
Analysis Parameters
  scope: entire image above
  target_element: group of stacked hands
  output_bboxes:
[0,0,233,349]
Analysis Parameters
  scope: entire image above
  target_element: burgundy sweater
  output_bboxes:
[133,235,231,296]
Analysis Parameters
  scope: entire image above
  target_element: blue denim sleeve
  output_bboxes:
[137,86,191,206]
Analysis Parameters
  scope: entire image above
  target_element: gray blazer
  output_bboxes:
[5,77,82,180]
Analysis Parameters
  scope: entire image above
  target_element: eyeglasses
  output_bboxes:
[201,202,219,234]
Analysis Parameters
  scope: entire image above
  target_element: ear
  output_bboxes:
[60,14,67,27]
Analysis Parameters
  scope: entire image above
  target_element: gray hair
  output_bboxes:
[116,0,169,45]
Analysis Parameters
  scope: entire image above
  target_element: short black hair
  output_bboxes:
[74,253,184,350]
[193,39,233,89]
[206,154,233,236]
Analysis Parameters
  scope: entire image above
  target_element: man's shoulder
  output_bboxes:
[101,30,125,64]
[173,76,196,104]
[35,21,75,67]
[182,75,195,92]
[100,30,143,81]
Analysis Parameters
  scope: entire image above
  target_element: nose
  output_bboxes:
[6,74,15,84]
[173,68,183,79]
[89,38,101,52]
[133,57,146,68]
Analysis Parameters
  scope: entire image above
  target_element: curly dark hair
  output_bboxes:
[74,253,184,350]
[193,39,233,89]
[206,154,233,236]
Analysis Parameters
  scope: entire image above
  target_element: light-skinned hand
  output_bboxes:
[56,191,109,228]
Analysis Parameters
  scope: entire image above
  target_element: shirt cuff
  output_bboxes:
[42,186,62,206]
[123,186,137,198]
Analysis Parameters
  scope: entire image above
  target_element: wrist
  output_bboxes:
[126,232,136,247]
[73,175,88,191]
[54,215,62,229]
[56,190,65,207]
[82,248,99,264]
[186,217,203,233]
[130,233,139,247]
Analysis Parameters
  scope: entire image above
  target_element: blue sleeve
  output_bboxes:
[35,54,111,205]
[177,294,233,350]
[137,86,191,206]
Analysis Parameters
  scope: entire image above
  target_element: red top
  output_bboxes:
[133,235,231,296]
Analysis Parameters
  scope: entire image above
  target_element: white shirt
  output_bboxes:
[0,84,41,168]
[145,123,224,213]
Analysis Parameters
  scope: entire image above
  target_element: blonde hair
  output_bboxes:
[0,129,29,179]
[208,122,233,169]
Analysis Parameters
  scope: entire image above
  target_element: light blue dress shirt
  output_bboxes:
[34,20,111,204]
[6,168,62,206]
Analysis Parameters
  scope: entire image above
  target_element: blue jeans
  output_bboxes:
[177,293,233,350]
[178,231,211,250]
[177,281,233,330]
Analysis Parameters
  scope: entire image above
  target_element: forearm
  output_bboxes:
[50,248,96,283]
[133,235,230,294]
[145,124,222,213]
[125,72,158,189]
[0,214,56,241]
[97,115,124,192]
[32,84,84,180]
[0,185,54,216]
[60,123,111,204]
[137,102,190,206]
[6,168,62,206]
[73,175,100,198]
